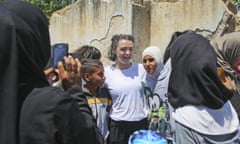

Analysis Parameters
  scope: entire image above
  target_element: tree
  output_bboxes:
[24,0,76,19]
[0,0,75,19]
[232,0,240,12]
[233,0,240,4]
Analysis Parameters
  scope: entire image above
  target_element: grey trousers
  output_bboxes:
[173,121,240,144]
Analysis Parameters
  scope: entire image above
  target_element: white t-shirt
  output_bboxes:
[173,100,239,135]
[104,62,148,121]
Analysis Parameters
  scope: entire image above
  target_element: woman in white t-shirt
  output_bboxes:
[104,34,148,144]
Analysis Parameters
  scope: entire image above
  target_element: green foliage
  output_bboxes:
[24,0,76,19]
[232,0,240,5]
[232,0,240,12]
[0,0,75,19]
[232,0,240,4]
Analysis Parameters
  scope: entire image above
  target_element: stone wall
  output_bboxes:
[49,0,239,65]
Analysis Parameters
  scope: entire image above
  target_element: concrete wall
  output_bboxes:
[150,0,224,49]
[49,0,238,65]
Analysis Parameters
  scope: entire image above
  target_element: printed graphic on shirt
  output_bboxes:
[87,97,112,113]
[142,82,173,143]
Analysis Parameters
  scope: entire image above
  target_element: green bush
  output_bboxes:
[25,0,76,19]
[0,0,75,19]
[233,0,240,4]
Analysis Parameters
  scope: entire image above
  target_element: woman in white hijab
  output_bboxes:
[142,46,171,100]
[142,46,173,142]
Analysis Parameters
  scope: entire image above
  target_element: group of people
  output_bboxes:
[1,1,240,144]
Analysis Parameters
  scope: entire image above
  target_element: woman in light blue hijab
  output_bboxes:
[142,46,171,101]
[142,46,173,142]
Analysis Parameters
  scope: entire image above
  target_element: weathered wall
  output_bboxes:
[49,0,238,65]
[50,0,136,65]
[132,1,151,62]
[150,0,225,48]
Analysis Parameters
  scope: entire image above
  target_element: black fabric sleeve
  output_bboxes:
[54,88,104,144]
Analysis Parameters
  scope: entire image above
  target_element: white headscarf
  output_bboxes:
[142,46,164,78]
[142,46,163,65]
[142,46,171,100]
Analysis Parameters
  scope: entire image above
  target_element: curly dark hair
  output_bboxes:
[107,34,134,61]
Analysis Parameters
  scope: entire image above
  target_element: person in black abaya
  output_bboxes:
[0,1,103,144]
[168,31,240,143]
[0,1,50,144]
[20,57,103,144]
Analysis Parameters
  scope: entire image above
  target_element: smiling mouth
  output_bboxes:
[147,70,152,73]
[123,56,131,59]
[147,68,153,71]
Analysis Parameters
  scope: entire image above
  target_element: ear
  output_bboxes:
[217,67,233,90]
[83,73,91,82]
[217,67,226,83]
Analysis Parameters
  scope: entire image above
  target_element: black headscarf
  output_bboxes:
[168,31,232,109]
[0,1,50,144]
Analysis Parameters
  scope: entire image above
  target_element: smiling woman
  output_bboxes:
[105,34,148,144]
[141,46,173,142]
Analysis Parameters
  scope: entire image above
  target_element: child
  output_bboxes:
[81,59,112,143]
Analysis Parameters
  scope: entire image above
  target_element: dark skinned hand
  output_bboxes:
[57,56,82,90]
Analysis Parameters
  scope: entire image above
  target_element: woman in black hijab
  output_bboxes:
[168,31,240,143]
[0,1,50,144]
[0,1,103,144]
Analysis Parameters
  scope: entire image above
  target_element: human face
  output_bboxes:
[232,56,240,77]
[84,66,105,90]
[112,39,134,68]
[143,55,157,75]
